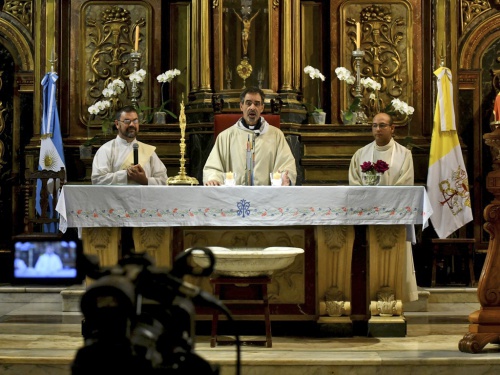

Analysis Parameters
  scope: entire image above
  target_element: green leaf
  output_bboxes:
[348,98,360,112]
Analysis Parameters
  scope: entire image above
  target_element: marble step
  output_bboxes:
[0,285,482,314]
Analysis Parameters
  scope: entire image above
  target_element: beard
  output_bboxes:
[119,126,136,139]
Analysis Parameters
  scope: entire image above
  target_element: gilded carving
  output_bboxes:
[344,4,411,122]
[213,0,219,8]
[461,0,491,29]
[85,5,145,122]
[3,0,32,30]
[272,0,279,10]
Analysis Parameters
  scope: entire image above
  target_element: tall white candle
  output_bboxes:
[135,26,140,51]
[356,22,361,50]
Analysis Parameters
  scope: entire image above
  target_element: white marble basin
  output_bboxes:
[190,246,304,277]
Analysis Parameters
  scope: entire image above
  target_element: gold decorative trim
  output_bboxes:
[460,13,500,69]
[213,0,219,8]
[273,0,280,10]
[0,18,34,71]
[461,0,491,30]
[3,0,32,31]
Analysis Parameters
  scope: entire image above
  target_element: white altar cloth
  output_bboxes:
[56,185,432,233]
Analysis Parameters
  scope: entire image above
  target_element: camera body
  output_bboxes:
[72,250,220,375]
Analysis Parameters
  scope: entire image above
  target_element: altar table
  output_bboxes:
[56,185,432,329]
[57,185,431,230]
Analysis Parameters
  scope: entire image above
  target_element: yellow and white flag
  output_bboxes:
[427,67,473,238]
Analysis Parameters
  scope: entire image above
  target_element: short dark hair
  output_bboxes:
[240,87,265,104]
[115,105,138,121]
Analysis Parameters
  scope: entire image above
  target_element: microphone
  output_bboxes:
[133,143,139,165]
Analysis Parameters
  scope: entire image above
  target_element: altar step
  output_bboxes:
[405,286,479,313]
[0,285,481,314]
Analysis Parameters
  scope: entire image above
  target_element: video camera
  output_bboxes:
[71,247,228,375]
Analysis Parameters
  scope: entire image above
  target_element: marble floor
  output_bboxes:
[0,286,499,375]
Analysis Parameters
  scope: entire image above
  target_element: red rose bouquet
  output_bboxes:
[361,160,389,175]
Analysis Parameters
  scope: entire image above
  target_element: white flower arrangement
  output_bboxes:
[304,65,326,113]
[335,67,355,85]
[390,98,415,116]
[87,78,126,135]
[155,68,181,117]
[129,69,147,83]
[156,68,181,83]
[335,66,414,122]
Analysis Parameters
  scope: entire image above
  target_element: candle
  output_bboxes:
[273,172,281,180]
[226,171,234,180]
[135,25,140,51]
[356,22,361,50]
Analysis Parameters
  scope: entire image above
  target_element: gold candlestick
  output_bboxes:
[167,99,199,186]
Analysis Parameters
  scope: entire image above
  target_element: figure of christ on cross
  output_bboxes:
[234,8,260,57]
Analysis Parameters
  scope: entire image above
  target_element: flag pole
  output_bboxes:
[49,49,57,73]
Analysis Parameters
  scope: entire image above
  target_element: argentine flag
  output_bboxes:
[426,67,473,238]
[37,72,66,232]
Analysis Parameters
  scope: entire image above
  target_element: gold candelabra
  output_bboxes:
[167,99,199,186]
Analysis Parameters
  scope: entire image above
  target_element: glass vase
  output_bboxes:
[362,172,381,186]
[154,111,167,124]
[341,110,357,125]
[312,111,326,124]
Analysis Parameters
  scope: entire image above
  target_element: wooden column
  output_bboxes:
[280,0,292,91]
[199,0,211,91]
[190,0,200,91]
[459,127,500,353]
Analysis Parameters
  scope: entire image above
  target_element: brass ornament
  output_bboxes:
[462,1,491,29]
[237,59,253,88]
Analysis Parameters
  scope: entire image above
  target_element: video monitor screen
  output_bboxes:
[13,239,83,284]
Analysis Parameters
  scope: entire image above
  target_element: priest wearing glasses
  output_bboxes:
[91,105,168,185]
[348,112,418,303]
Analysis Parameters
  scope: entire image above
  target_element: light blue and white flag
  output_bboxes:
[37,72,66,232]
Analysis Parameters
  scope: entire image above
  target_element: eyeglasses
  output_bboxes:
[118,118,139,125]
[372,123,390,129]
[243,100,262,107]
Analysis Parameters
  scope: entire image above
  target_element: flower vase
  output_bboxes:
[341,110,357,125]
[362,172,381,186]
[154,111,167,124]
[312,111,326,124]
[79,144,93,159]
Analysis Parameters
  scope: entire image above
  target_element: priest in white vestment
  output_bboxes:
[203,87,296,186]
[348,112,418,302]
[91,105,168,185]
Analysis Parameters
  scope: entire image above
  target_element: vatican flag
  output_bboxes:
[426,67,472,239]
[37,71,66,232]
